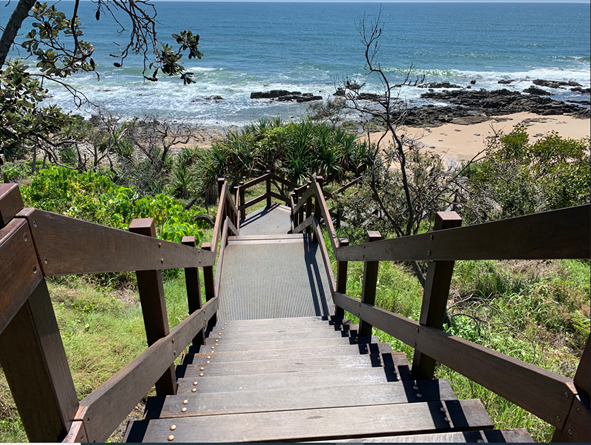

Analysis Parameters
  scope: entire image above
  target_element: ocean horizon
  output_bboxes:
[2,1,590,126]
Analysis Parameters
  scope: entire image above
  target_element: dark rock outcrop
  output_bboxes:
[418,82,463,89]
[571,87,591,94]
[523,86,552,96]
[251,90,322,102]
[533,79,582,89]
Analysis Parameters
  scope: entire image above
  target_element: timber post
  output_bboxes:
[129,218,177,396]
[239,181,245,220]
[182,236,205,346]
[266,170,272,207]
[358,231,382,337]
[201,242,217,328]
[335,237,350,319]
[411,211,463,380]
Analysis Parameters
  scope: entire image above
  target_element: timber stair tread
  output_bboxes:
[124,317,531,442]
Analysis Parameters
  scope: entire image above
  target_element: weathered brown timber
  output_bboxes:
[312,180,341,251]
[205,326,355,343]
[268,172,298,190]
[293,184,315,214]
[15,208,214,275]
[334,291,575,428]
[336,238,350,318]
[294,213,315,233]
[241,193,266,210]
[0,218,42,335]
[0,280,78,442]
[266,171,272,207]
[313,217,337,294]
[552,394,590,443]
[196,335,379,353]
[62,420,88,443]
[129,219,177,397]
[239,182,246,219]
[359,231,382,338]
[151,380,455,418]
[186,344,399,364]
[200,242,217,327]
[413,212,463,380]
[269,191,289,204]
[240,173,268,189]
[183,355,386,377]
[76,297,218,443]
[211,185,227,254]
[181,236,205,346]
[0,183,24,228]
[132,399,492,442]
[214,217,234,298]
[574,336,590,398]
[321,429,533,443]
[335,205,590,262]
[178,366,396,395]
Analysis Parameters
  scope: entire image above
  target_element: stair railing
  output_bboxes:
[0,181,236,443]
[289,177,590,442]
[231,171,297,224]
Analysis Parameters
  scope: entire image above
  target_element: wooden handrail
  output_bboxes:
[335,205,590,262]
[13,208,215,276]
[214,217,238,298]
[333,291,576,429]
[73,296,219,442]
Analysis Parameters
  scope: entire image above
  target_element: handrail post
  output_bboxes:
[314,176,323,225]
[129,218,177,396]
[239,181,245,220]
[0,278,79,442]
[412,211,463,380]
[305,181,313,234]
[217,177,225,201]
[289,191,297,232]
[335,238,350,319]
[181,236,205,346]
[266,170,272,207]
[201,242,217,328]
[359,231,382,337]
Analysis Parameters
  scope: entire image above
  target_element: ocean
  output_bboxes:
[2,1,590,126]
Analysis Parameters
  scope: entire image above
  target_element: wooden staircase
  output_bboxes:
[123,316,532,443]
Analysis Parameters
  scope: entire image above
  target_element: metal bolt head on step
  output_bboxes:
[416,393,422,398]
[200,367,204,371]
[206,356,210,359]
[181,408,187,412]
[183,400,188,405]
[199,373,204,377]
[170,425,176,431]
[168,435,174,441]
[193,381,198,386]
[192,388,197,392]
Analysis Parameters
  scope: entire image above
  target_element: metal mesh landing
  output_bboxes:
[217,236,334,321]
[239,205,292,236]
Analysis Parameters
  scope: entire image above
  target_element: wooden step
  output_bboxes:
[177,366,399,394]
[207,320,352,336]
[144,380,456,419]
[185,342,398,364]
[204,326,359,344]
[311,429,534,443]
[195,336,379,353]
[125,399,493,442]
[210,316,347,331]
[180,355,387,378]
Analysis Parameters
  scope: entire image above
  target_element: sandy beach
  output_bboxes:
[371,113,591,162]
[366,112,590,165]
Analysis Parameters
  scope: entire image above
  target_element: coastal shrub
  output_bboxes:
[468,126,590,219]
[193,119,371,193]
[22,166,207,244]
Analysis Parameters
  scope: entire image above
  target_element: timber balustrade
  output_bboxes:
[290,178,591,442]
[233,171,297,220]
[0,180,236,443]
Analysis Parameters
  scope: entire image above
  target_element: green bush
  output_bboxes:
[21,166,207,244]
[469,126,590,219]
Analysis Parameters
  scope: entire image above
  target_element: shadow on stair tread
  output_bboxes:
[142,379,457,420]
[124,399,493,443]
